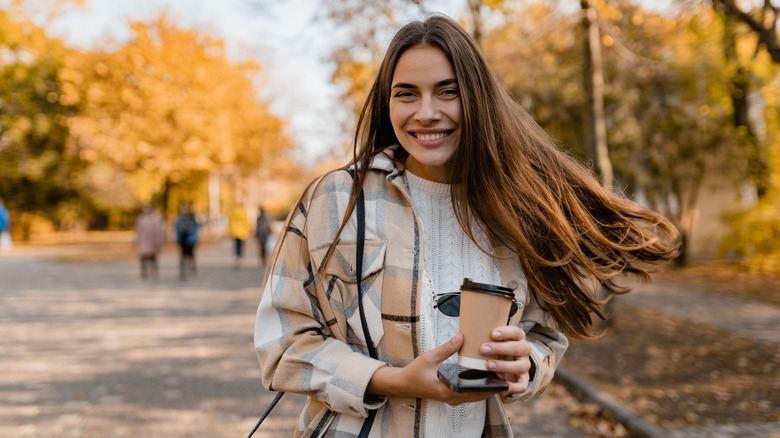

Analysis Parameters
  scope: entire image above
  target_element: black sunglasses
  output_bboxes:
[433,292,521,318]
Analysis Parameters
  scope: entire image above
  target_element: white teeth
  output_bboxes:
[415,132,447,141]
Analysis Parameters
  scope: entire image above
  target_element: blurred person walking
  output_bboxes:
[134,203,166,279]
[254,206,271,269]
[228,205,250,269]
[174,203,199,280]
[0,197,10,250]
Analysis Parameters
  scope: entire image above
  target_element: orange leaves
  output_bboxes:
[60,14,292,206]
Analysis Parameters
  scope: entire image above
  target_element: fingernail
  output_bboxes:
[481,345,491,354]
[487,361,497,370]
[493,330,501,339]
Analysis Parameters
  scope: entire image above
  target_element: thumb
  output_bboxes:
[430,332,463,363]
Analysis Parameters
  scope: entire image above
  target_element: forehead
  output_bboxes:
[391,44,455,84]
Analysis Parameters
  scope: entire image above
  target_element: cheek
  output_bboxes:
[389,115,401,136]
[449,103,463,125]
[391,124,405,142]
[389,105,406,134]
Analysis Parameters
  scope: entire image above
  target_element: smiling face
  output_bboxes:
[389,44,461,183]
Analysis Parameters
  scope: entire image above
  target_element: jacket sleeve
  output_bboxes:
[254,176,387,419]
[503,289,569,403]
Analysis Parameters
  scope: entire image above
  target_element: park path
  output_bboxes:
[624,279,780,346]
[0,241,587,437]
[614,278,780,437]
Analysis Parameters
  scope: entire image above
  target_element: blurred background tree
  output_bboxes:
[1,2,294,236]
[488,1,740,265]
[711,0,780,272]
[0,8,88,239]
[61,14,291,224]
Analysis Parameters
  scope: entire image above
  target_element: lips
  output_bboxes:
[411,130,453,141]
[415,132,446,141]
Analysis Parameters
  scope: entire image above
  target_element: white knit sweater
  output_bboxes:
[405,171,503,438]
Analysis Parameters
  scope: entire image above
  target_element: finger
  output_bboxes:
[481,339,531,359]
[503,373,530,395]
[485,355,532,376]
[491,326,525,341]
[429,333,463,363]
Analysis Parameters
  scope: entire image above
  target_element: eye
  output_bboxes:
[393,90,415,99]
[440,88,460,98]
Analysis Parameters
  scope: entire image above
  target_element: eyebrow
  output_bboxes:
[391,78,458,90]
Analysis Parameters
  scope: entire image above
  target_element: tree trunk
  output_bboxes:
[720,12,770,198]
[467,0,483,48]
[580,0,613,189]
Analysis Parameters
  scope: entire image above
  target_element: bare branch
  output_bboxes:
[714,0,780,62]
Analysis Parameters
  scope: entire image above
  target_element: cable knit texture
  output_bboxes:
[406,170,502,438]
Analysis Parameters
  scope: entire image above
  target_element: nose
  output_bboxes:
[414,94,440,124]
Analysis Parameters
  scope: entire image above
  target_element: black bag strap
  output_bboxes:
[246,391,284,438]
[355,186,378,437]
[355,187,377,359]
[248,169,377,438]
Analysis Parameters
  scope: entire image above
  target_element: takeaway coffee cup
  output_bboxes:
[458,278,516,371]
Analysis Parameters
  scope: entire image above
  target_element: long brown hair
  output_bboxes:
[283,15,680,339]
[263,15,679,338]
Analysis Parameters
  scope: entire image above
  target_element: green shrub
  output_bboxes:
[720,198,780,273]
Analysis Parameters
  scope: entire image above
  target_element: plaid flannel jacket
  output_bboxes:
[254,146,569,437]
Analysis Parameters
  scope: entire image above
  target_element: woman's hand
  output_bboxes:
[479,326,533,395]
[367,333,502,405]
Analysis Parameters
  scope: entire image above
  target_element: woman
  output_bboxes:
[134,203,166,279]
[254,15,678,437]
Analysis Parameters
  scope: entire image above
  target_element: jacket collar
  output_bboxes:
[368,145,404,174]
